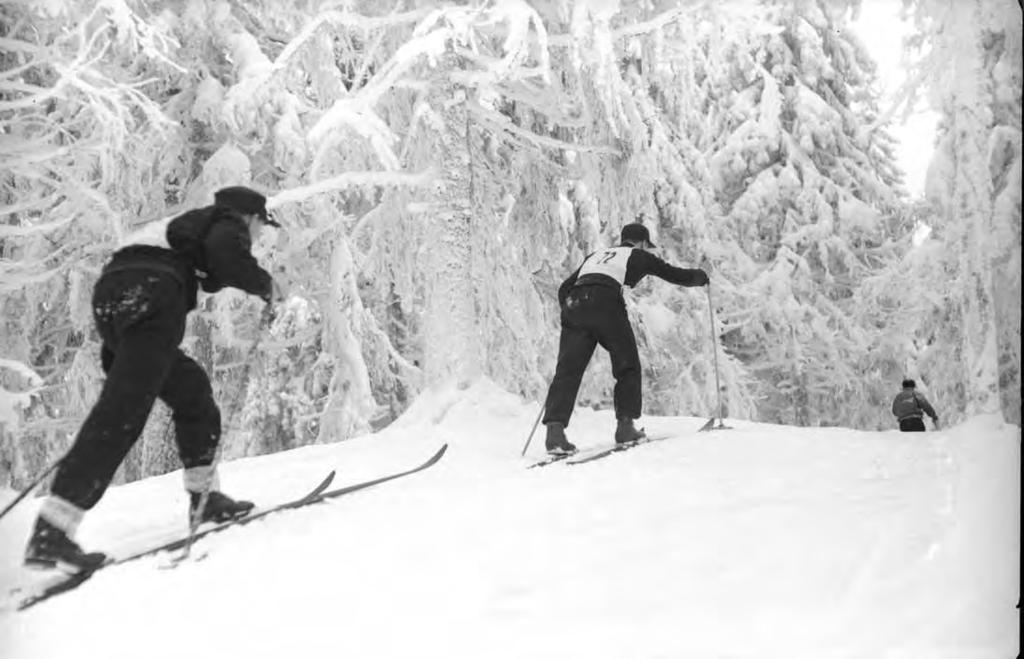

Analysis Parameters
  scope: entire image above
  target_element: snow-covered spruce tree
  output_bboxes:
[163,3,391,451]
[659,0,909,428]
[887,0,1022,424]
[354,1,587,402]
[164,2,567,439]
[0,0,189,487]
[0,1,430,483]
[597,1,766,421]
[114,2,516,454]
[466,0,759,421]
[317,0,740,419]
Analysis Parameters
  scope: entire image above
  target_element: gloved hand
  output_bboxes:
[260,301,276,328]
[259,278,287,304]
[270,278,287,303]
[198,271,224,294]
[259,279,287,327]
[697,255,711,286]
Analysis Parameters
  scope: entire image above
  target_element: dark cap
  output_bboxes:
[901,379,916,389]
[620,223,656,248]
[214,186,280,227]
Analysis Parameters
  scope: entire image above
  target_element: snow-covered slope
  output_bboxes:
[0,380,1018,658]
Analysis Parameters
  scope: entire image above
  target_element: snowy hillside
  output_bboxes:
[0,380,1019,659]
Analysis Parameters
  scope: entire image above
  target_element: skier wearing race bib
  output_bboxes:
[24,186,287,574]
[542,223,709,455]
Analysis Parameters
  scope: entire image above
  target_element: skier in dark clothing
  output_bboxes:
[891,378,939,432]
[542,223,709,454]
[25,186,286,573]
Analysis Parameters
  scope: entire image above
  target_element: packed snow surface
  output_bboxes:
[0,380,1018,658]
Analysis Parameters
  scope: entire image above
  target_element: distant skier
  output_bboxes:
[24,186,286,573]
[541,223,709,454]
[891,379,939,432]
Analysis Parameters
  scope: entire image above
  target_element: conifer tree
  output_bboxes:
[692,0,906,427]
[7,0,1008,489]
[589,0,906,427]
[0,0,189,486]
[874,0,1021,424]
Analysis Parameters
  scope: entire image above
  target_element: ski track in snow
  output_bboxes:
[0,381,1018,659]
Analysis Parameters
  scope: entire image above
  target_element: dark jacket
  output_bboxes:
[558,245,708,307]
[891,388,938,422]
[103,205,273,311]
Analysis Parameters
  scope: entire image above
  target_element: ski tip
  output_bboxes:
[417,444,448,469]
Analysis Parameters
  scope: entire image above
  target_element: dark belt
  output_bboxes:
[102,260,187,284]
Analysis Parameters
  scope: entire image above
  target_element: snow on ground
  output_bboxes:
[0,379,1019,659]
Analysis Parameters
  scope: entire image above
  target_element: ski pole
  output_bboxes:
[708,283,723,420]
[0,454,66,523]
[175,303,272,563]
[520,404,545,456]
[699,282,729,432]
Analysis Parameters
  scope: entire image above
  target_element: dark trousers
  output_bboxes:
[899,417,926,432]
[543,285,641,426]
[52,269,221,510]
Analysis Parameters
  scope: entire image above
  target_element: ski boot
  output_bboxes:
[614,417,646,445]
[24,517,107,574]
[544,422,578,455]
[188,490,255,524]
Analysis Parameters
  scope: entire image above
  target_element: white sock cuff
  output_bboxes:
[183,465,221,493]
[39,496,85,538]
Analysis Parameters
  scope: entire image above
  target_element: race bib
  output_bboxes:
[578,246,631,285]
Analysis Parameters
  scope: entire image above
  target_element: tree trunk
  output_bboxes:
[318,236,375,441]
[948,1,1001,417]
[424,61,479,387]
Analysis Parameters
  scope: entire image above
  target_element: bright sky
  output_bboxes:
[850,0,940,197]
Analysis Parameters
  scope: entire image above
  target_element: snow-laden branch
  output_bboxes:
[354,29,451,106]
[0,36,46,54]
[490,80,589,129]
[0,84,63,112]
[309,0,556,156]
[467,102,621,156]
[304,25,453,168]
[865,64,933,135]
[308,98,403,171]
[273,8,429,73]
[612,7,690,40]
[268,170,436,209]
[0,358,44,387]
[546,5,692,47]
[0,214,74,238]
[0,355,45,430]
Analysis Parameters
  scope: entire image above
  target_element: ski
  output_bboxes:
[526,434,673,469]
[14,470,336,611]
[526,444,613,469]
[313,444,447,502]
[526,452,576,469]
[17,444,447,611]
[115,468,340,564]
[565,434,673,465]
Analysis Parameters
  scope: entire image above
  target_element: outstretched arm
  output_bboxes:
[204,214,274,300]
[627,250,709,287]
